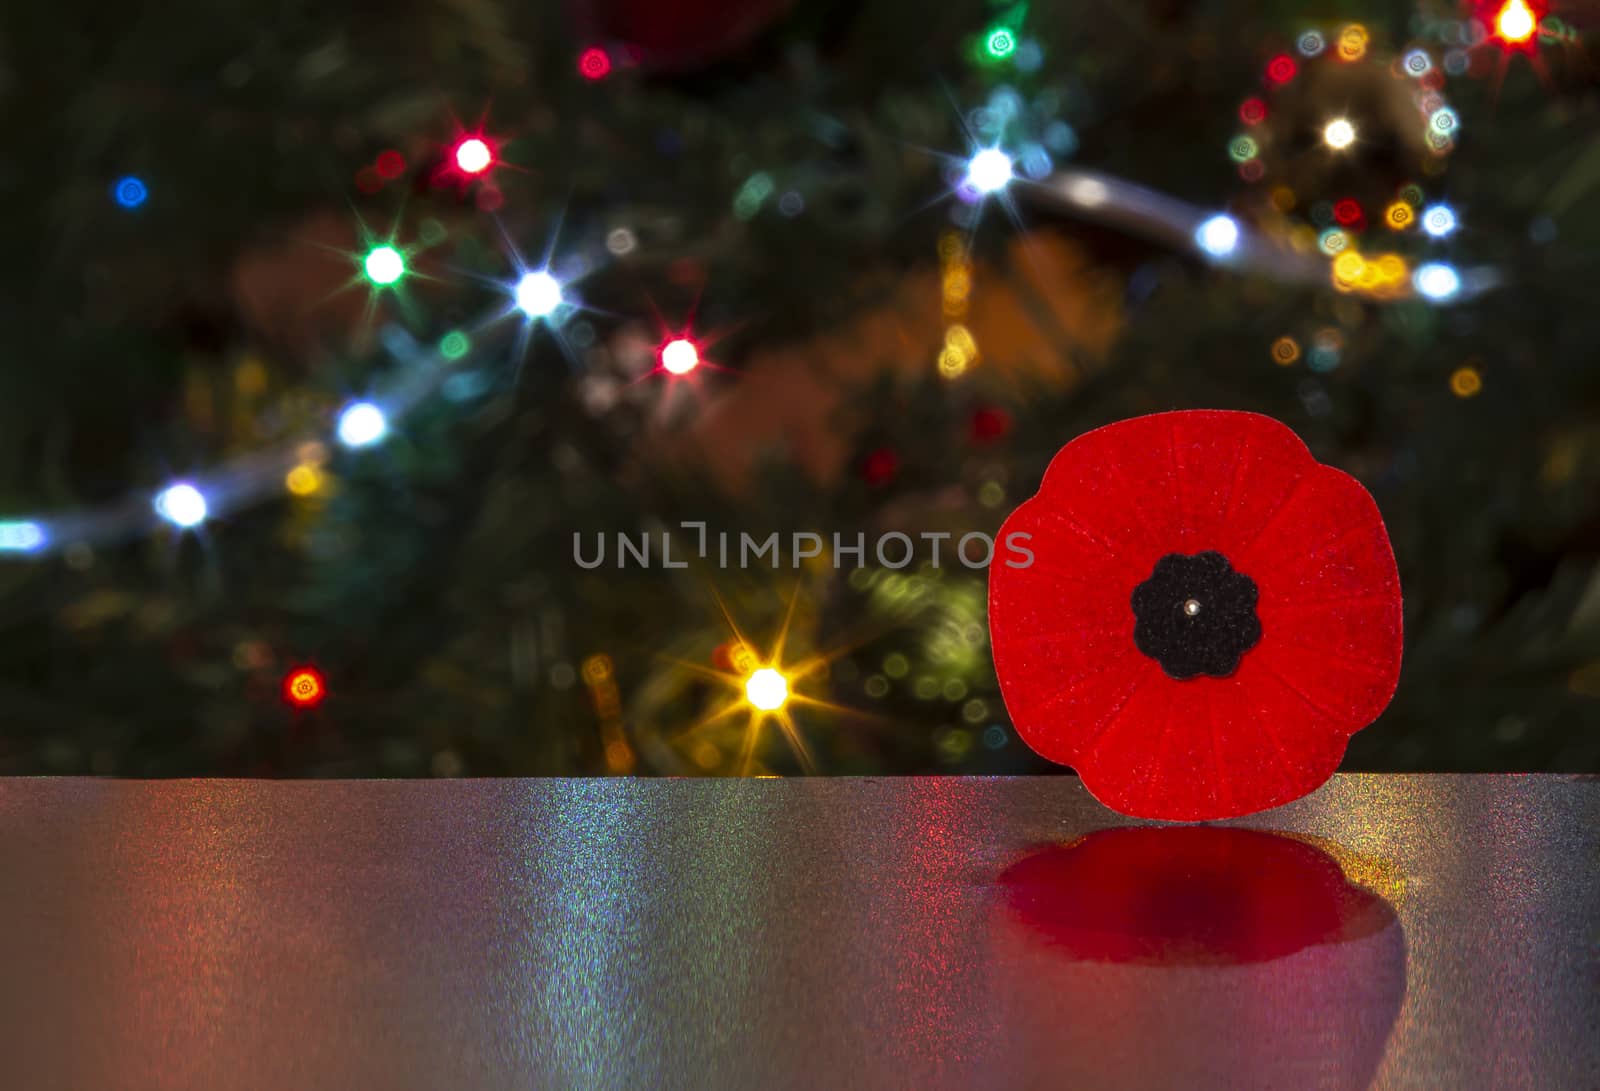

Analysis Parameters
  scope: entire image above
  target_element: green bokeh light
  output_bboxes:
[363,245,405,286]
[985,27,1016,59]
[439,331,470,360]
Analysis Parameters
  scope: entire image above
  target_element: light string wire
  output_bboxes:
[0,163,1499,559]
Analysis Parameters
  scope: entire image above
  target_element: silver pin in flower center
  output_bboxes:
[1183,598,1202,617]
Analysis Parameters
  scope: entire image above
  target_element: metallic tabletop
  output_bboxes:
[0,775,1594,1090]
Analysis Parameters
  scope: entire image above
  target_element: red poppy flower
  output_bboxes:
[989,410,1402,821]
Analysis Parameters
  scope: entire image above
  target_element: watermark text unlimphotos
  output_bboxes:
[574,523,1034,570]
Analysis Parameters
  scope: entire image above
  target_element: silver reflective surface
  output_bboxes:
[0,775,1594,1090]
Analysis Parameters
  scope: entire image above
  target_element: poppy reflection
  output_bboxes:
[991,826,1406,1091]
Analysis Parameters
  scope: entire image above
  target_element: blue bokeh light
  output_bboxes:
[1194,214,1241,259]
[113,176,148,209]
[337,402,389,448]
[1413,262,1462,302]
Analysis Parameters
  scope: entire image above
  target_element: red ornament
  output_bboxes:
[860,447,900,487]
[969,406,1012,445]
[282,666,327,709]
[989,411,1402,821]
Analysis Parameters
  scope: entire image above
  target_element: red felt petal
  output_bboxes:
[1168,411,1315,555]
[1034,411,1184,573]
[990,410,1403,822]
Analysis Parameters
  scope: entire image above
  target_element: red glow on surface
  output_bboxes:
[579,47,612,80]
[1333,198,1363,226]
[998,828,1397,963]
[374,150,405,180]
[659,336,700,375]
[1239,97,1267,125]
[283,667,326,709]
[354,167,382,195]
[1266,55,1298,83]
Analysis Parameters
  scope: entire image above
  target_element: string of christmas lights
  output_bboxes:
[1035,165,1501,301]
[0,147,1503,560]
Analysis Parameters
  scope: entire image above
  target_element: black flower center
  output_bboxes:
[1131,551,1262,680]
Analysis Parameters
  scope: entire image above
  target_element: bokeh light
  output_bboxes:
[285,464,323,497]
[1337,23,1369,61]
[113,176,148,209]
[984,27,1016,59]
[965,148,1013,194]
[744,667,789,712]
[660,337,700,375]
[283,667,327,709]
[1451,366,1484,397]
[336,402,388,448]
[0,520,46,553]
[363,245,405,286]
[1422,203,1459,238]
[1414,262,1462,302]
[1323,118,1357,151]
[374,150,405,180]
[578,47,611,80]
[1194,214,1240,259]
[514,270,564,318]
[1495,0,1537,44]
[154,483,207,528]
[454,138,492,175]
[1384,201,1415,230]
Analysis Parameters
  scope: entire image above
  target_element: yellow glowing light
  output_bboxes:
[1375,254,1409,283]
[663,588,864,775]
[285,464,323,497]
[235,358,269,397]
[1451,367,1483,397]
[744,667,789,711]
[1271,337,1301,365]
[1496,0,1536,43]
[1384,201,1415,230]
[1332,250,1366,287]
[1323,118,1357,150]
[1337,24,1369,61]
[1270,186,1297,212]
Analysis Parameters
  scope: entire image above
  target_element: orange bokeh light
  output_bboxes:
[1495,0,1537,43]
[283,667,326,709]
